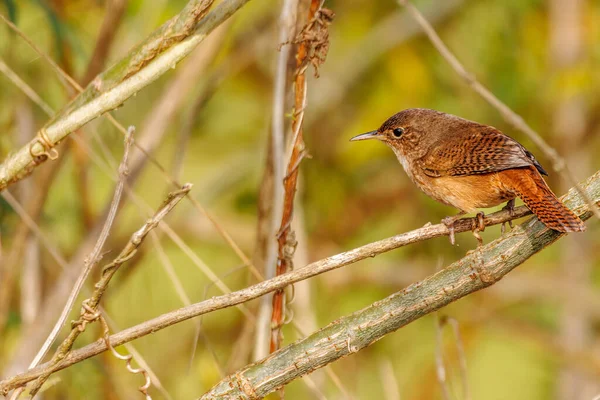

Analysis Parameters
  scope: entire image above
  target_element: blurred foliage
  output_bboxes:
[0,0,599,399]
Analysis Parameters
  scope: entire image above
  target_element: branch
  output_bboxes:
[4,184,192,396]
[2,169,598,393]
[255,0,299,361]
[0,0,251,191]
[270,0,324,356]
[26,128,135,395]
[0,5,129,332]
[199,171,599,399]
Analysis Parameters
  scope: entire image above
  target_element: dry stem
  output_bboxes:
[269,0,326,357]
[253,0,299,361]
[26,128,135,394]
[0,3,128,332]
[25,184,191,396]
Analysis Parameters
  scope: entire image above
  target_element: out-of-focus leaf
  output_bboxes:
[34,0,65,59]
[1,0,17,23]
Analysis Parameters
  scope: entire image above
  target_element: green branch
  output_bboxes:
[0,0,251,191]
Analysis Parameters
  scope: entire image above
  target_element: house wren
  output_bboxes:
[351,108,585,244]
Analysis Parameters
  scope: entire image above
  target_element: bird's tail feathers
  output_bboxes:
[502,167,585,232]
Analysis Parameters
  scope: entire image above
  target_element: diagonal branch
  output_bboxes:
[199,171,599,399]
[10,184,192,396]
[1,169,598,393]
[0,0,252,191]
[25,128,135,396]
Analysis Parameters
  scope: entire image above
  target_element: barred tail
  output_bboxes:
[501,167,585,232]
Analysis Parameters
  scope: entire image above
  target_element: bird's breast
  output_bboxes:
[400,167,516,213]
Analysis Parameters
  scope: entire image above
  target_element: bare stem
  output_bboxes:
[270,0,328,358]
[26,184,191,396]
[26,128,135,394]
[253,0,299,362]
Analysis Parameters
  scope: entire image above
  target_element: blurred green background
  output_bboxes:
[1,0,599,399]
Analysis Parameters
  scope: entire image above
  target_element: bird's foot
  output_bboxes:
[442,212,465,246]
[501,199,516,234]
[471,212,485,247]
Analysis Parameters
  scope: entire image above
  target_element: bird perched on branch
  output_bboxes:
[351,108,585,245]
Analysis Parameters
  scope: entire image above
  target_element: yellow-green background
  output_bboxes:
[1,0,599,399]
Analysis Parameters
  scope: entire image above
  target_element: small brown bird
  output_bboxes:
[351,108,585,244]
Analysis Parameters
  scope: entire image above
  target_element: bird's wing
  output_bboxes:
[417,126,547,178]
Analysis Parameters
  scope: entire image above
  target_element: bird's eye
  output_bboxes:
[392,128,404,138]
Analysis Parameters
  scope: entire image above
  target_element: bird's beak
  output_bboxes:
[350,130,379,141]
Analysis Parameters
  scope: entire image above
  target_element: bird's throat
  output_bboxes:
[390,147,415,180]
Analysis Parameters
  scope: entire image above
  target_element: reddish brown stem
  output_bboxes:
[269,0,322,355]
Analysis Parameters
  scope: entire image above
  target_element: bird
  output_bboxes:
[350,108,585,245]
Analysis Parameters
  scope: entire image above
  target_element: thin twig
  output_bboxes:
[397,0,600,221]
[253,0,299,362]
[379,359,401,400]
[0,59,54,116]
[88,128,257,322]
[445,317,471,400]
[99,316,153,400]
[1,132,130,398]
[150,231,218,374]
[271,0,297,260]
[27,128,135,394]
[269,0,326,357]
[0,14,80,90]
[27,183,191,396]
[0,192,69,269]
[434,313,451,400]
[3,169,597,393]
[103,314,175,400]
[302,374,329,400]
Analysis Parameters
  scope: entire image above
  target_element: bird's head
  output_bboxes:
[350,108,450,160]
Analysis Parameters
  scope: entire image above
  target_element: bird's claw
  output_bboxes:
[501,199,516,234]
[442,216,457,246]
[471,212,485,247]
[501,220,513,234]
